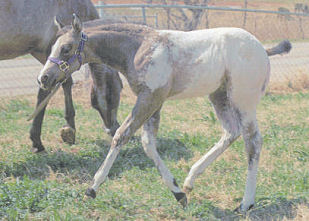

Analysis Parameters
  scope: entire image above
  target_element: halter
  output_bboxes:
[48,32,88,75]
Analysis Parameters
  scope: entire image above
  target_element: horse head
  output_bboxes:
[38,14,121,136]
[38,14,86,90]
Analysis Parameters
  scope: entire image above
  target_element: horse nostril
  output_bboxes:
[41,75,49,84]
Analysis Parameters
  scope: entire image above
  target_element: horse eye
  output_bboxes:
[61,45,72,55]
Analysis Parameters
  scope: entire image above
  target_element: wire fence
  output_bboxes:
[1,4,309,97]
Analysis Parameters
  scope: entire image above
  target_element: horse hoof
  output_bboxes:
[183,185,193,194]
[234,203,254,214]
[172,192,187,208]
[85,188,96,199]
[105,122,120,137]
[60,126,75,144]
[31,145,45,153]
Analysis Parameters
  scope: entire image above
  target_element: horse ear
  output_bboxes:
[72,13,83,33]
[54,16,65,30]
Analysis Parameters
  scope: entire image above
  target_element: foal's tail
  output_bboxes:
[266,40,292,56]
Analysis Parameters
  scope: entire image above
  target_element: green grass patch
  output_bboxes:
[0,92,308,220]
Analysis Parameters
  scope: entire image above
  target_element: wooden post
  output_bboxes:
[99,1,104,18]
[142,7,147,25]
[243,0,248,28]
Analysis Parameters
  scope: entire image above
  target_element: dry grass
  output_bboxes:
[268,71,309,93]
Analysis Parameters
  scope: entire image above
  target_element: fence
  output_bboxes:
[1,4,309,96]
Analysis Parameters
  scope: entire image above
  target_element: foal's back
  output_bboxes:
[145,28,269,101]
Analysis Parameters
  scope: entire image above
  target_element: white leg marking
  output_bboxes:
[142,128,182,193]
[184,86,240,191]
[184,131,238,190]
[242,159,259,210]
[91,146,120,191]
[89,90,166,194]
[240,118,262,211]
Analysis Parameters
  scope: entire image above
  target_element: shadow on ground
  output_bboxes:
[206,197,308,221]
[0,136,193,182]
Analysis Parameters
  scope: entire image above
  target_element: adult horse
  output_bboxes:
[38,15,291,212]
[0,0,122,152]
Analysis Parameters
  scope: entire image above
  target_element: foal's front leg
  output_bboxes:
[86,90,165,198]
[142,108,187,207]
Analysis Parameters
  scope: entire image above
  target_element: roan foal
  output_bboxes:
[38,14,291,212]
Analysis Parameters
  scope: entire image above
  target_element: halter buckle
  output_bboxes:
[59,61,70,72]
[81,33,88,42]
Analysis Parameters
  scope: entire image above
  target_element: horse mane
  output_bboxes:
[56,18,151,38]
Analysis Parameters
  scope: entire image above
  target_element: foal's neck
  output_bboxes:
[86,24,152,73]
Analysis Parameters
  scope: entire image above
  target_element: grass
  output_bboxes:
[0,84,308,220]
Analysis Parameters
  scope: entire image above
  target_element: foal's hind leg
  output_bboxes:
[183,85,241,192]
[236,112,262,212]
[142,108,187,207]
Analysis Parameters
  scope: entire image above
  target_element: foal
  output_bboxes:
[38,15,291,212]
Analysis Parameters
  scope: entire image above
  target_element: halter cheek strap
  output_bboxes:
[48,32,88,74]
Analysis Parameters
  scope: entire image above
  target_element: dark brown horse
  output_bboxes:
[0,0,122,152]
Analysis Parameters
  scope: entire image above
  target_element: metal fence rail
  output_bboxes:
[0,4,308,97]
[95,4,309,16]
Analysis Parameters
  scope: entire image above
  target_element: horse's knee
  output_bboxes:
[90,87,107,112]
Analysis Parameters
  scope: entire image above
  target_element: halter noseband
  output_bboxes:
[48,32,88,74]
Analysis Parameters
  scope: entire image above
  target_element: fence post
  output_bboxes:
[99,1,104,18]
[155,13,158,28]
[243,0,248,27]
[142,7,147,25]
[298,16,305,39]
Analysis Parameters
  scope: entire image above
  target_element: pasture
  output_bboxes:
[0,82,308,220]
[0,1,308,220]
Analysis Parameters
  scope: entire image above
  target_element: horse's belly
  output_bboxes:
[0,40,33,60]
[168,64,225,100]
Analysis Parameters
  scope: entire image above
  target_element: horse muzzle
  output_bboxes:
[38,73,57,91]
